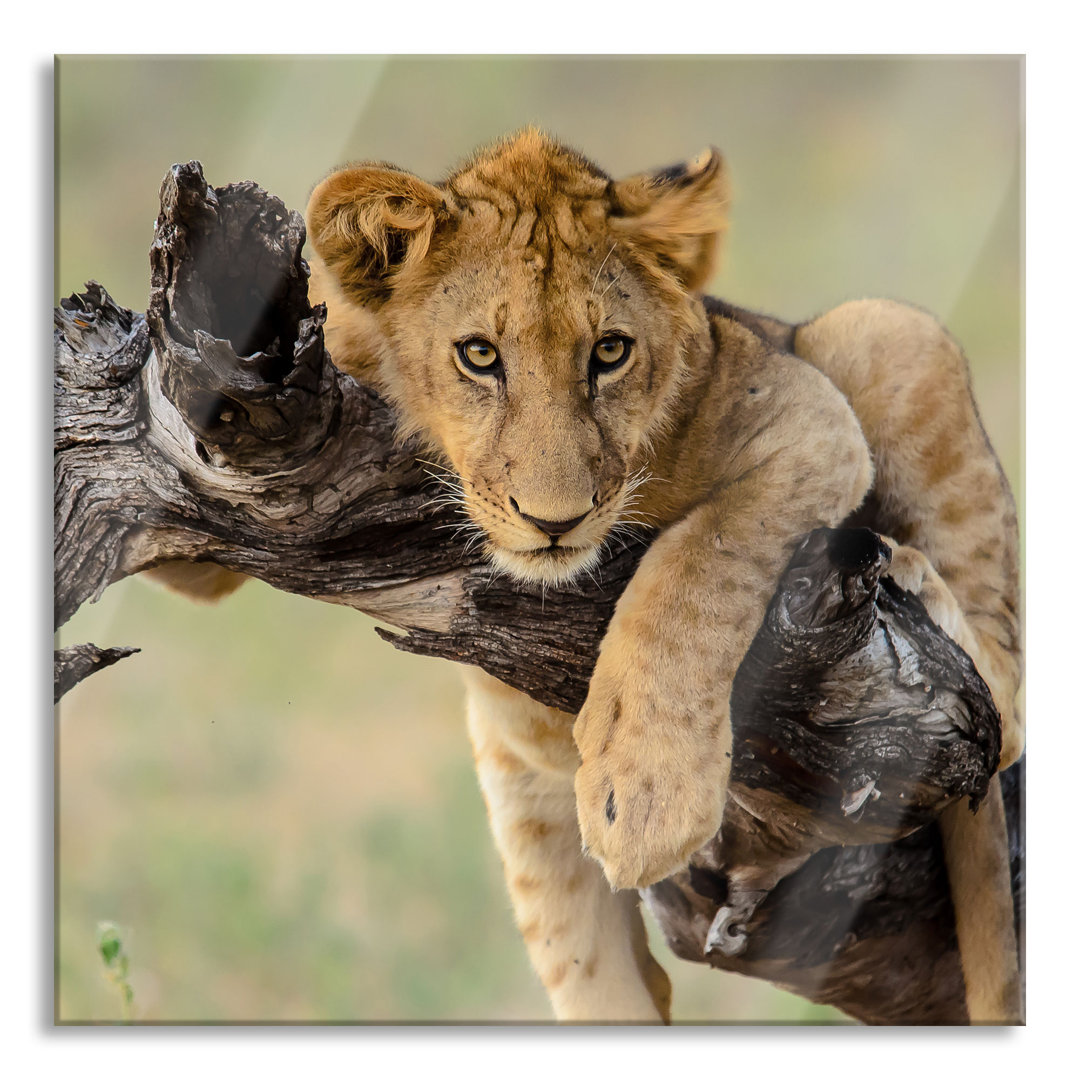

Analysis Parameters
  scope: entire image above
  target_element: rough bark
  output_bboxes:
[53,161,1022,1024]
[53,644,140,704]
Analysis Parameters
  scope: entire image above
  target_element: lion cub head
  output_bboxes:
[307,129,728,585]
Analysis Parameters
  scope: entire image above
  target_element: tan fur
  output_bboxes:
[465,667,669,1022]
[142,561,248,602]
[297,129,1022,1023]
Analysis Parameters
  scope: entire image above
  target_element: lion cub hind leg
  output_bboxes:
[464,669,670,1023]
[883,542,1021,1024]
[142,561,249,601]
[794,299,1023,767]
[940,778,1022,1023]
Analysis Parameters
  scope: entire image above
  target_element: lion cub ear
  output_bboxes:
[306,165,454,307]
[609,148,729,292]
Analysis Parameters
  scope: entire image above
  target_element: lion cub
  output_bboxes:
[305,130,1022,1023]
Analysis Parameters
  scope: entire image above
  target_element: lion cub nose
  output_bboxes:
[509,497,590,539]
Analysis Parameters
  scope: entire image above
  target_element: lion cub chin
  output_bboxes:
[489,542,603,587]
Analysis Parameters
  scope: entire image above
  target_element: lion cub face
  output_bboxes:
[307,130,728,585]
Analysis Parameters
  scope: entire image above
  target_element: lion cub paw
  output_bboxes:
[573,682,730,891]
[884,540,969,649]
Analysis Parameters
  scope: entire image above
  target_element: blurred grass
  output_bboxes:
[55,55,1021,1023]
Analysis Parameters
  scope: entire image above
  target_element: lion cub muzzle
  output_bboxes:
[483,480,616,586]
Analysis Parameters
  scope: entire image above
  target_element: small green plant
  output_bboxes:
[96,921,135,1022]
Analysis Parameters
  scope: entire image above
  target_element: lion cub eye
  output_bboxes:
[590,335,633,374]
[456,338,502,376]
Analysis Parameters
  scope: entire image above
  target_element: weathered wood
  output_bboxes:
[54,644,140,704]
[53,162,1021,1023]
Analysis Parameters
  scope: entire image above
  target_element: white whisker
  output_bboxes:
[423,496,467,513]
[462,537,484,558]
[479,563,501,593]
[617,512,658,528]
[599,271,623,300]
[582,563,602,591]
[415,456,454,474]
[591,243,617,294]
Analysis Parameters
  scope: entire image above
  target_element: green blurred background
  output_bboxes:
[55,56,1022,1023]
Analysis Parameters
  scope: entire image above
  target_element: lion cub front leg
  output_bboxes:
[464,669,670,1023]
[573,350,871,891]
[574,505,796,891]
[577,483,871,889]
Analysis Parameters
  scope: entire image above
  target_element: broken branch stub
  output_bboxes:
[148,163,338,468]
